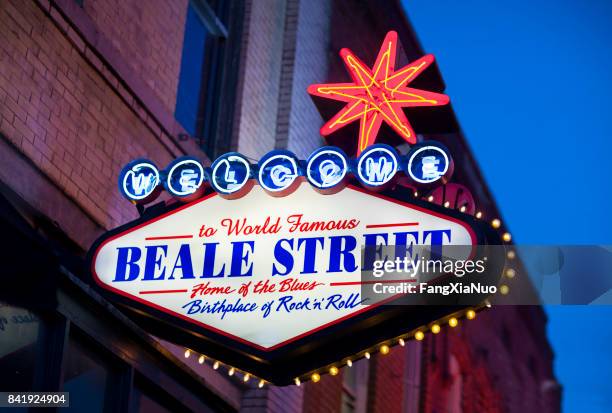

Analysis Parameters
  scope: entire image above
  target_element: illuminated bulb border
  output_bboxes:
[181,353,270,389]
[299,306,490,385]
[180,291,498,387]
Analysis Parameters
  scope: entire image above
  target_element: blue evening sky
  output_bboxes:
[402,1,612,411]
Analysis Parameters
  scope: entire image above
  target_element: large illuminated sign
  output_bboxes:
[91,177,500,384]
[89,31,504,386]
[93,183,476,348]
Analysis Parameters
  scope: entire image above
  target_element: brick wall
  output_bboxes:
[284,0,330,157]
[236,0,287,158]
[240,385,304,413]
[303,374,343,413]
[82,0,187,112]
[421,327,504,413]
[0,0,202,249]
[236,0,330,159]
[419,308,559,413]
[367,349,407,413]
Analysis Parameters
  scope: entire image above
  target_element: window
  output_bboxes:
[62,328,121,412]
[175,0,243,158]
[0,303,40,392]
[175,3,210,137]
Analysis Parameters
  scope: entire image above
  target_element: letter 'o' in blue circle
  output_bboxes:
[210,152,252,196]
[164,157,206,199]
[355,144,399,188]
[306,146,349,191]
[118,159,161,203]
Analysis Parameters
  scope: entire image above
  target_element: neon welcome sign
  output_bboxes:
[119,142,454,204]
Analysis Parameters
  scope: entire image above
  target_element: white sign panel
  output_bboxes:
[92,183,475,350]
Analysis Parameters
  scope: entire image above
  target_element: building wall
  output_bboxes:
[283,0,330,157]
[0,0,202,250]
[236,0,330,159]
[419,307,559,413]
[81,0,187,112]
[303,374,343,413]
[236,0,287,158]
[0,0,246,403]
[367,349,407,413]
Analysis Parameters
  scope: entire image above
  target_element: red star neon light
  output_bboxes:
[307,31,449,155]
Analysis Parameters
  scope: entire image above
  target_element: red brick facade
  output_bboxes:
[296,306,559,413]
[367,348,408,413]
[82,0,187,111]
[0,0,202,249]
[303,374,344,413]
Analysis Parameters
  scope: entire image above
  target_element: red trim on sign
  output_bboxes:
[330,279,417,286]
[139,289,189,294]
[365,222,419,229]
[90,185,478,352]
[145,235,193,240]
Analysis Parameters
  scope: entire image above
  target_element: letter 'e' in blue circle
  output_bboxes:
[165,157,206,198]
[405,143,452,185]
[306,147,349,191]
